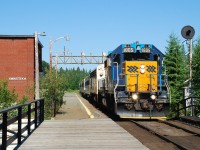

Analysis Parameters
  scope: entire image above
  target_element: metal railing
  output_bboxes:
[176,97,200,117]
[0,98,44,150]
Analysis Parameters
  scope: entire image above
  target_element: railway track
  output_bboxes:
[89,95,200,149]
[130,119,200,150]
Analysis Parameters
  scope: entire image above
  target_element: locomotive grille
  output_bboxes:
[127,66,138,73]
[147,65,156,72]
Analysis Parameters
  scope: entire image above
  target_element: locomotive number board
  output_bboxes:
[123,47,134,53]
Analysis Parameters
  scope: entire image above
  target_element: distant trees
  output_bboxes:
[63,67,89,90]
[42,60,50,75]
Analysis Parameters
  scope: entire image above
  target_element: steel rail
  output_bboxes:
[130,120,190,150]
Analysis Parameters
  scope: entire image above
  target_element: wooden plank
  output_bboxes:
[19,118,148,150]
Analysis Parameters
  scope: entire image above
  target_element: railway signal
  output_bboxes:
[181,25,195,116]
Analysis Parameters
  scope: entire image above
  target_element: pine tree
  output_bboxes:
[42,61,50,75]
[192,37,200,115]
[193,38,200,90]
[164,33,187,104]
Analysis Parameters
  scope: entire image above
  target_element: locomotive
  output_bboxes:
[80,42,170,119]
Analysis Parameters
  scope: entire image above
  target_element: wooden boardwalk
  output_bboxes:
[19,118,148,150]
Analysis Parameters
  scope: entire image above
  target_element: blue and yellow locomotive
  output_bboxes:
[80,42,170,119]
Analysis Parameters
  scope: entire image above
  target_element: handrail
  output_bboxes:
[158,74,168,92]
[0,98,44,150]
[113,62,119,104]
[175,97,200,117]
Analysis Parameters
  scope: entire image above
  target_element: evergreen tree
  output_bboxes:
[192,37,200,115]
[193,38,200,90]
[164,33,187,104]
[42,61,50,75]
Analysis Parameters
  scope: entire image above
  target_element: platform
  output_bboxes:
[19,119,148,150]
[18,93,149,150]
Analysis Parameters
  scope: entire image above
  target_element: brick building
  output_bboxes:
[0,35,43,101]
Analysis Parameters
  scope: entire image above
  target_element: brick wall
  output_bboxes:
[0,37,35,101]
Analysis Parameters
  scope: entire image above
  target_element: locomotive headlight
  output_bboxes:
[151,94,156,100]
[140,65,145,74]
[140,64,145,69]
[132,93,138,100]
[140,69,145,74]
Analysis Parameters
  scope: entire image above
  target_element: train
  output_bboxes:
[79,42,170,119]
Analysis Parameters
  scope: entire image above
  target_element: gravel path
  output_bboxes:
[54,92,107,120]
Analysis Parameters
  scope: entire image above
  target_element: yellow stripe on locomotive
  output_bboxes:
[123,61,158,93]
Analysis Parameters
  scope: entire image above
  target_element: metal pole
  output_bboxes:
[64,46,66,64]
[49,36,70,75]
[35,32,39,99]
[56,54,58,78]
[189,38,192,89]
[49,40,53,77]
[189,38,194,116]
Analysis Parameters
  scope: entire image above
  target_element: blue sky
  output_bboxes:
[1,0,200,70]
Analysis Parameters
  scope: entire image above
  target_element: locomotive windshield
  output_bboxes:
[124,53,150,61]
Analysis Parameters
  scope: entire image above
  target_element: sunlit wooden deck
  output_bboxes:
[19,118,148,150]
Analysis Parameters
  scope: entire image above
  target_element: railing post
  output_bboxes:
[27,104,31,134]
[39,100,42,123]
[42,99,44,122]
[39,99,44,123]
[35,101,38,128]
[2,112,8,150]
[184,102,186,116]
[54,100,56,117]
[150,74,152,92]
[177,102,179,117]
[191,97,195,116]
[136,74,138,92]
[183,98,186,116]
[18,107,22,145]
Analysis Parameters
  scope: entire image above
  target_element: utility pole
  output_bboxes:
[34,32,46,99]
[49,39,53,78]
[34,32,39,99]
[189,38,193,90]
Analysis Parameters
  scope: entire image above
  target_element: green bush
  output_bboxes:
[40,69,65,119]
[0,80,17,110]
[0,80,29,119]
